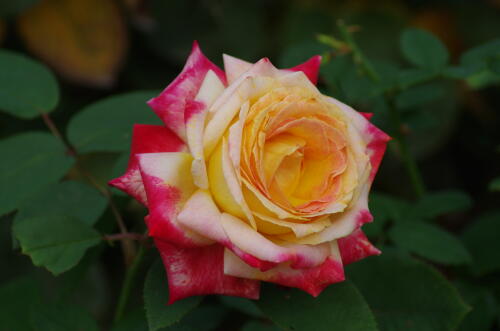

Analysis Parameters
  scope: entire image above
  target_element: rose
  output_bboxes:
[110,42,390,303]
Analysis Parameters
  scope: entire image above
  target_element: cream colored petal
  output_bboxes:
[187,70,225,189]
[223,54,253,84]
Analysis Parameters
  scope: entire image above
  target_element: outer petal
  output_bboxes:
[223,54,322,85]
[177,190,331,270]
[155,239,260,304]
[138,152,211,247]
[326,96,391,181]
[147,41,226,141]
[338,228,380,265]
[223,54,252,85]
[224,242,344,297]
[285,55,322,85]
[187,70,226,189]
[109,124,185,205]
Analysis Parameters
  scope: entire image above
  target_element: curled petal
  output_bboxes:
[187,70,226,189]
[109,124,185,205]
[177,190,331,270]
[338,229,380,265]
[224,241,344,297]
[147,41,226,141]
[155,239,260,304]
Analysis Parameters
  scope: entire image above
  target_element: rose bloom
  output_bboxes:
[111,42,390,303]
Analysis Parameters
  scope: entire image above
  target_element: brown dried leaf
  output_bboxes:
[17,0,127,88]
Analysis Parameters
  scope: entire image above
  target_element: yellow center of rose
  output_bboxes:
[208,84,366,237]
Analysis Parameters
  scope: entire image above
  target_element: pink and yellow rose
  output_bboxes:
[110,42,390,303]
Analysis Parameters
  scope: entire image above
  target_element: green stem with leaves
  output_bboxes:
[337,21,426,198]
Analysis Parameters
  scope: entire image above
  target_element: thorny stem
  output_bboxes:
[337,20,426,198]
[40,112,137,264]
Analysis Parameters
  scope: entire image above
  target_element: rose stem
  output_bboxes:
[40,112,137,264]
[337,21,426,198]
[113,245,146,324]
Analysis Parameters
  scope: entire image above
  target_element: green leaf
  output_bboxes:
[455,282,498,331]
[0,276,42,331]
[389,221,472,265]
[489,177,500,191]
[111,309,148,331]
[364,192,410,237]
[30,303,98,331]
[257,281,377,331]
[461,39,500,67]
[400,28,449,71]
[0,50,59,118]
[13,214,101,274]
[0,132,74,215]
[0,0,39,17]
[68,91,161,153]
[462,212,500,275]
[395,82,446,110]
[166,305,228,331]
[242,321,281,331]
[15,181,106,226]
[219,296,263,318]
[347,250,470,331]
[144,259,203,331]
[397,68,437,89]
[412,190,473,219]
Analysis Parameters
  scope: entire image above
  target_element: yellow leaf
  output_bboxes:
[17,0,127,88]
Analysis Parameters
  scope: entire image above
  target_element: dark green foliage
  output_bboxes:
[144,260,203,331]
[257,281,378,331]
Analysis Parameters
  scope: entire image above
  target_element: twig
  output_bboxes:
[104,232,148,242]
[41,112,136,264]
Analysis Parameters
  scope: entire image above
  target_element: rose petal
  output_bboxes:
[155,239,260,304]
[223,54,322,85]
[203,60,279,157]
[187,70,226,189]
[177,189,276,270]
[224,241,344,297]
[325,96,390,181]
[138,152,211,246]
[220,213,331,269]
[109,124,185,205]
[279,185,373,245]
[338,228,380,265]
[177,190,331,270]
[285,55,322,85]
[147,41,226,141]
[223,54,253,85]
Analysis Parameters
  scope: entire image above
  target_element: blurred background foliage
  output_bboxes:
[0,0,500,330]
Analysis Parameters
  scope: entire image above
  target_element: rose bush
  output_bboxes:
[110,42,390,303]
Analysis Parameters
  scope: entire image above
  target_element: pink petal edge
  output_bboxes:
[155,240,260,304]
[286,55,322,85]
[109,124,185,205]
[147,41,226,140]
[338,229,381,265]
